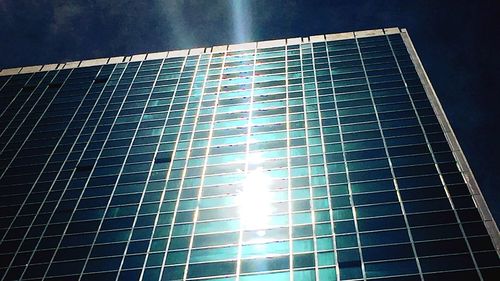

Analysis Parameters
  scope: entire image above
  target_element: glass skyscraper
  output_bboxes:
[0,27,498,281]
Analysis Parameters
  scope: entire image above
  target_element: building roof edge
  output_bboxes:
[0,27,402,76]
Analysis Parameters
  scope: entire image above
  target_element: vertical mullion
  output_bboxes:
[316,41,341,281]
[0,75,13,94]
[0,70,71,251]
[234,46,257,281]
[37,62,135,279]
[0,69,72,179]
[326,41,367,280]
[14,65,114,279]
[138,56,189,280]
[286,42,295,281]
[133,55,203,280]
[175,53,212,280]
[0,71,50,241]
[0,73,33,120]
[34,63,126,276]
[113,56,181,279]
[75,60,165,278]
[0,72,41,132]
[298,43,312,280]
[387,34,484,279]
[35,63,129,280]
[307,43,324,281]
[152,55,199,279]
[355,36,424,280]
[142,55,192,280]
[0,72,54,155]
[182,50,228,280]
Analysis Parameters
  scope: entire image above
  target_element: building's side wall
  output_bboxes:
[400,29,500,255]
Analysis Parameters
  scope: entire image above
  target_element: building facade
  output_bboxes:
[0,28,498,280]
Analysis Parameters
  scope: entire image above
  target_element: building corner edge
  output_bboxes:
[400,28,500,256]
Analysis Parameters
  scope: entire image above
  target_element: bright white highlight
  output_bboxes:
[246,153,264,165]
[238,168,272,230]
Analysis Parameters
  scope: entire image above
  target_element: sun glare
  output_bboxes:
[238,168,272,231]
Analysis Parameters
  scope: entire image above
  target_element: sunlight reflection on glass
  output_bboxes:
[238,168,272,233]
[247,153,264,166]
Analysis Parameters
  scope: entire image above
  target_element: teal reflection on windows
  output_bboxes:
[293,238,314,253]
[336,234,358,249]
[190,246,238,263]
[195,219,239,234]
[292,212,312,225]
[241,255,290,274]
[315,223,333,236]
[294,253,315,268]
[240,271,290,281]
[332,208,354,220]
[241,240,290,258]
[318,251,336,266]
[269,214,289,227]
[193,232,239,248]
[315,238,333,252]
[293,269,315,281]
[187,261,237,278]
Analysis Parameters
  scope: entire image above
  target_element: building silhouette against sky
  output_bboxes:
[0,28,498,280]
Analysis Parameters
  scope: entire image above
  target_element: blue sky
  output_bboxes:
[1,0,499,221]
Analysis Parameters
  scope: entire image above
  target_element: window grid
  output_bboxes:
[355,36,422,280]
[180,51,230,280]
[301,43,323,281]
[0,70,70,178]
[0,70,71,231]
[1,68,78,280]
[77,60,166,279]
[137,56,189,280]
[0,72,40,134]
[285,43,295,281]
[235,46,257,281]
[152,55,208,279]
[15,65,115,280]
[326,41,368,281]
[36,63,136,280]
[178,54,219,280]
[0,73,33,120]
[113,57,186,279]
[385,35,483,279]
[0,72,52,236]
[0,32,497,281]
[315,41,342,281]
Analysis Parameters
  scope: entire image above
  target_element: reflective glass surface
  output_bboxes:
[0,33,498,281]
